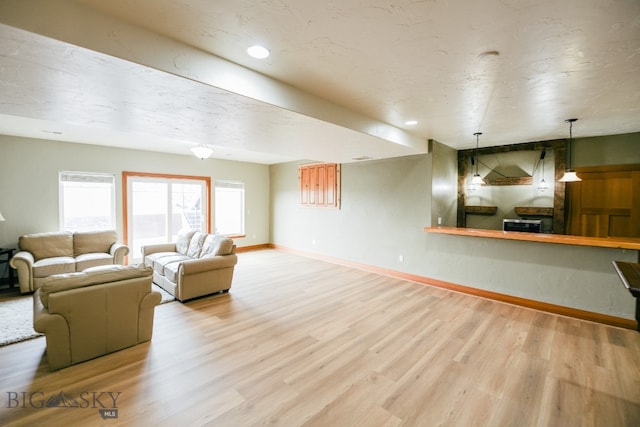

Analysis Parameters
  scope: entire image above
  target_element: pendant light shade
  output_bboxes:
[471,174,485,185]
[559,118,581,182]
[559,171,581,182]
[538,149,549,190]
[190,145,214,160]
[471,132,485,185]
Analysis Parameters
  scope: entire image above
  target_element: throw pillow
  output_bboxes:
[216,238,234,255]
[187,232,207,258]
[175,229,196,255]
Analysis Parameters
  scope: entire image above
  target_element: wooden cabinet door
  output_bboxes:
[300,166,310,205]
[298,163,340,208]
[308,165,318,205]
[567,167,640,237]
[316,164,326,206]
[325,163,337,206]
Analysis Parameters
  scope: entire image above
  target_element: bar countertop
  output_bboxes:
[424,226,640,251]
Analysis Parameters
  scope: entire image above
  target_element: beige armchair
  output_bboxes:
[33,264,161,371]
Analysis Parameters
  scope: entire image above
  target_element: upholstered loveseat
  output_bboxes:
[142,230,237,302]
[33,264,161,370]
[10,230,129,293]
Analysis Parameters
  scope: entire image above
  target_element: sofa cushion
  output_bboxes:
[217,238,235,256]
[163,261,182,283]
[73,230,117,256]
[175,229,196,255]
[32,257,76,278]
[19,231,73,261]
[199,234,219,258]
[187,232,207,258]
[144,252,178,267]
[76,253,114,271]
[39,264,152,308]
[152,254,190,274]
[199,236,235,258]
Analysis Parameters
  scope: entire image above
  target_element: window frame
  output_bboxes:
[122,171,211,258]
[214,180,246,238]
[59,171,116,232]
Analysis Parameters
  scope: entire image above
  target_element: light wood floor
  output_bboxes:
[1,249,639,426]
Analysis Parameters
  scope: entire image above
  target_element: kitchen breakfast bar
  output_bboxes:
[423,227,640,329]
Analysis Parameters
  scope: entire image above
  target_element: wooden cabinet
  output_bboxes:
[299,163,340,208]
[566,165,640,237]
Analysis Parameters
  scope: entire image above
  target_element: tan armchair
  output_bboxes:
[33,264,161,371]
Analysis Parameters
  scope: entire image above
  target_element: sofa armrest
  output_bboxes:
[109,242,129,264]
[180,254,238,275]
[138,291,162,342]
[33,289,72,370]
[141,243,177,258]
[10,251,35,293]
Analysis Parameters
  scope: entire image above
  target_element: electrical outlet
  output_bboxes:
[398,255,404,262]
[437,217,442,225]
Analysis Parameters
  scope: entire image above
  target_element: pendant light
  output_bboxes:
[559,118,581,182]
[538,149,549,190]
[471,132,485,185]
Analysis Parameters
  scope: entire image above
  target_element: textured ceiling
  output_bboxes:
[0,0,639,164]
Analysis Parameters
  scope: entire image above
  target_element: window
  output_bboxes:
[124,172,210,262]
[215,181,245,236]
[59,171,116,231]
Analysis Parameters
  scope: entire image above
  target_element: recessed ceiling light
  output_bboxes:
[247,45,270,59]
[404,120,418,126]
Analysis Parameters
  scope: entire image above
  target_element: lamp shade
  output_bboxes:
[538,178,549,190]
[0,211,5,221]
[559,171,582,182]
[471,174,485,185]
[560,118,581,182]
[190,145,214,159]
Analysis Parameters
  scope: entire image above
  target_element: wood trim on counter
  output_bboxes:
[424,226,640,250]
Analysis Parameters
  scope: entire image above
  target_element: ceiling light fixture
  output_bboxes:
[471,132,485,185]
[404,120,418,126]
[190,145,214,160]
[247,45,270,59]
[559,118,581,182]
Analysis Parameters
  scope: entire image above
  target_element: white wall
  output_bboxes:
[270,154,431,269]
[430,140,458,227]
[0,136,270,249]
